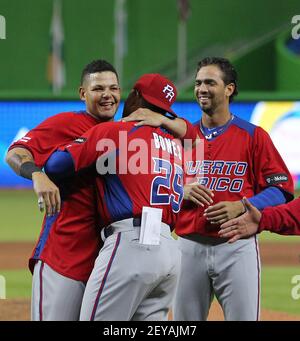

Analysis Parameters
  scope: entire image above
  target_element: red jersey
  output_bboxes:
[9,111,102,282]
[176,115,294,237]
[258,197,300,235]
[65,121,184,228]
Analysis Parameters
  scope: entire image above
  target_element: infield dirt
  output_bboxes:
[0,241,299,321]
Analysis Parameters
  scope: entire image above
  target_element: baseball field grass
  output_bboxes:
[0,189,43,241]
[0,270,31,298]
[0,189,300,316]
[261,267,300,315]
[259,231,299,242]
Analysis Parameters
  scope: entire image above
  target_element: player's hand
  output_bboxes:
[184,182,214,207]
[32,172,61,216]
[121,108,167,127]
[204,200,245,225]
[218,198,262,243]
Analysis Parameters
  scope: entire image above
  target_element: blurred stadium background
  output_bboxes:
[0,0,300,320]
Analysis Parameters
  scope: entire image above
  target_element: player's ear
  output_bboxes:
[79,86,86,101]
[225,83,235,99]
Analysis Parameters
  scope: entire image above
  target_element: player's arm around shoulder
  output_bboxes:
[60,121,127,174]
[122,108,192,139]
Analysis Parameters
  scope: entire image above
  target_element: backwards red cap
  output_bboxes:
[134,74,177,117]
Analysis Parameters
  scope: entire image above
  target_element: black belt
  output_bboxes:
[103,217,142,239]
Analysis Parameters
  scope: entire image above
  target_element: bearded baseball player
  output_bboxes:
[173,57,294,321]
[45,74,184,321]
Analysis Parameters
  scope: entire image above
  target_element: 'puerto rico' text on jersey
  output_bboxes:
[186,160,248,192]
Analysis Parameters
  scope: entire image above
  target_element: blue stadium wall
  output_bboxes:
[1,101,299,189]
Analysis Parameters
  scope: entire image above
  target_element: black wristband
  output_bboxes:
[19,162,43,180]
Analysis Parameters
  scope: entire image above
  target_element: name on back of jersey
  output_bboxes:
[152,132,182,161]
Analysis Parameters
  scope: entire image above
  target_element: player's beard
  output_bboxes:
[201,105,213,115]
[199,95,223,116]
[199,99,215,115]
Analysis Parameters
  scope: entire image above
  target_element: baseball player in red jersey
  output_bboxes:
[173,57,294,321]
[6,60,121,320]
[6,62,192,320]
[219,197,300,240]
[45,74,184,321]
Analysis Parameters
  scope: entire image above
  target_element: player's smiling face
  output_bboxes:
[194,65,232,114]
[80,71,121,121]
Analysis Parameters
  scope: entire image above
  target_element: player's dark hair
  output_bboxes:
[197,57,238,102]
[80,59,119,85]
[140,98,166,115]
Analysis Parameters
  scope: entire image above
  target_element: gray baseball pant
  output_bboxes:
[173,234,261,321]
[79,218,181,321]
[31,260,86,321]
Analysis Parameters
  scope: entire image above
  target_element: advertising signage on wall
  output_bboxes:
[1,101,299,188]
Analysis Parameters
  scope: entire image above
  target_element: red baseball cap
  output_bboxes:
[134,73,177,117]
